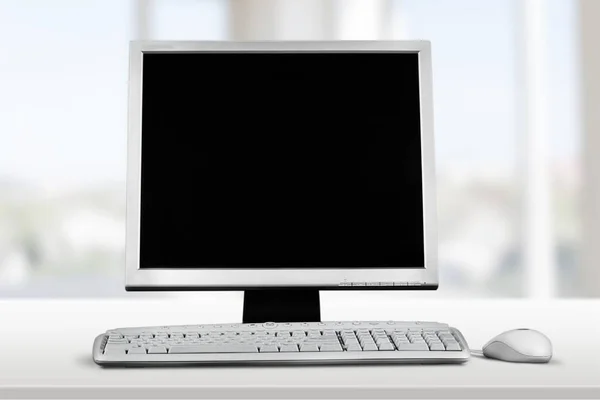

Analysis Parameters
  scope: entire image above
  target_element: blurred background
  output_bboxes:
[0,0,598,298]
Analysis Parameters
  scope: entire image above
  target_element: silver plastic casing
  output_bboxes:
[93,322,469,365]
[125,41,438,291]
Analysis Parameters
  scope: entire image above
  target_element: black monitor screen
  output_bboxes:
[139,52,424,268]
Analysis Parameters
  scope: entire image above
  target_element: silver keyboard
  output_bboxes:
[93,321,470,366]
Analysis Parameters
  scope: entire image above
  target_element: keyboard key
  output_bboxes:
[346,344,362,351]
[170,345,258,353]
[305,338,339,345]
[148,346,168,354]
[105,343,133,351]
[300,344,319,352]
[445,342,461,351]
[127,347,147,354]
[362,343,378,351]
[319,344,343,352]
[396,343,429,351]
[108,338,128,344]
[280,345,299,352]
[259,345,279,353]
[378,342,395,351]
[429,344,446,351]
[103,348,125,356]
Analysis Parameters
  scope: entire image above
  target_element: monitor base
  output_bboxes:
[242,290,321,324]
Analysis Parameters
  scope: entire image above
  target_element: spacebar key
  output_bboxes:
[169,345,259,354]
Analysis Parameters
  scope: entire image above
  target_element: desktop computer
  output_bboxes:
[93,41,471,366]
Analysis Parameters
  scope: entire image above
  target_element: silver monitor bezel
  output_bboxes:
[126,41,438,290]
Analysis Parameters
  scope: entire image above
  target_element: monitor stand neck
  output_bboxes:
[242,290,321,324]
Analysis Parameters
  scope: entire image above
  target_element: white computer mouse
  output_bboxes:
[482,329,552,363]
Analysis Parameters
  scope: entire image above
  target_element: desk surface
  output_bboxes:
[0,295,599,399]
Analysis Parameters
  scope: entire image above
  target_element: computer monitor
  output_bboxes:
[126,41,437,323]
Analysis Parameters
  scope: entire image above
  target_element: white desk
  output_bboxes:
[0,295,599,399]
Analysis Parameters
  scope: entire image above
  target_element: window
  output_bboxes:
[0,0,130,296]
[389,0,582,297]
[0,0,587,297]
[151,0,227,40]
[390,0,523,296]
